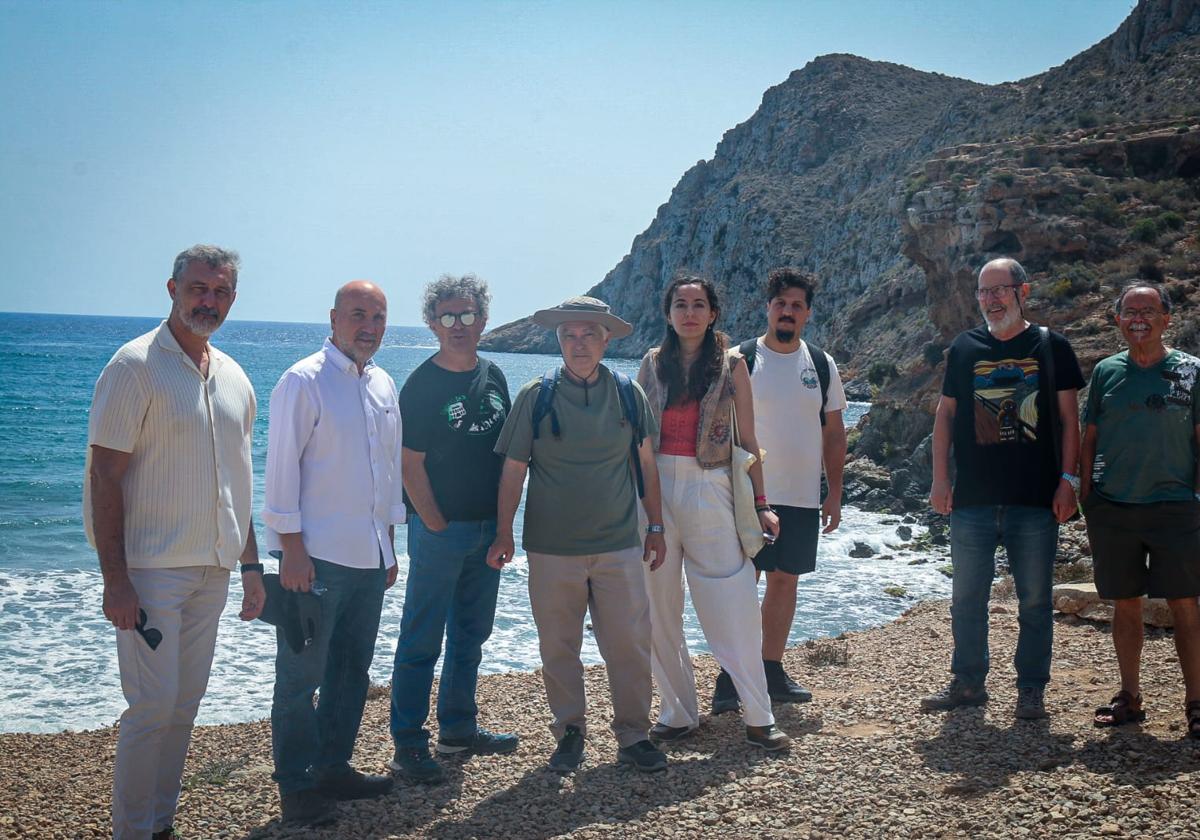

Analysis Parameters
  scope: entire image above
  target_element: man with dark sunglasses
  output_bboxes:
[388,274,516,783]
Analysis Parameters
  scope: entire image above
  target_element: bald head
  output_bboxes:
[330,280,388,371]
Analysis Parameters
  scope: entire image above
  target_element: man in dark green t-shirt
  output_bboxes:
[486,296,670,773]
[1081,281,1200,739]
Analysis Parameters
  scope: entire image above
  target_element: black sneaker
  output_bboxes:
[549,725,585,772]
[920,679,989,712]
[764,660,813,703]
[437,728,519,756]
[151,828,177,840]
[745,724,791,751]
[280,790,339,827]
[649,722,696,743]
[711,669,740,715]
[388,746,446,784]
[1015,685,1048,720]
[315,768,394,801]
[617,739,668,773]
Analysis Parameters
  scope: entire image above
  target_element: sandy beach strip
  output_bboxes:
[3,598,1199,840]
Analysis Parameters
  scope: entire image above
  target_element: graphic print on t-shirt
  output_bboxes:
[441,391,506,435]
[972,357,1039,445]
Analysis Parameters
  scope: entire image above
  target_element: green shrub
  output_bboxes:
[923,342,947,368]
[1082,194,1121,225]
[1159,211,1185,231]
[994,171,1015,186]
[866,360,899,387]
[1076,111,1099,129]
[1130,218,1160,243]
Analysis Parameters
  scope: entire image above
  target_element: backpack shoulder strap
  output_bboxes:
[612,370,646,499]
[1039,326,1062,472]
[738,338,758,375]
[803,340,831,427]
[531,367,561,440]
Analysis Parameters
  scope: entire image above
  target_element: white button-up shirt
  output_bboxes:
[263,339,404,569]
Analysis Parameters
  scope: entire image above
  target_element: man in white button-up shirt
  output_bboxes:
[263,280,403,827]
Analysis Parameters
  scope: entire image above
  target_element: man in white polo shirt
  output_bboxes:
[85,244,264,840]
[713,267,848,714]
[264,280,403,827]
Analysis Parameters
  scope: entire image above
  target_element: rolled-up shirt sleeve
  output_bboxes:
[263,372,317,534]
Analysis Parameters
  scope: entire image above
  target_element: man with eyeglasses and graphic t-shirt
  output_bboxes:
[922,258,1084,720]
[388,274,517,784]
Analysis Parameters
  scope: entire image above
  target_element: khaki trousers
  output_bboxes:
[527,546,651,748]
[112,566,228,840]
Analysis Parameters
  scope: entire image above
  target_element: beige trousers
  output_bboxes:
[112,566,229,840]
[527,546,652,748]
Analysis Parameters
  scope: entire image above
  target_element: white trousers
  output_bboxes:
[112,566,228,840]
[644,455,773,728]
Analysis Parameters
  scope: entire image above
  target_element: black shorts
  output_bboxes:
[1084,494,1200,600]
[753,505,820,575]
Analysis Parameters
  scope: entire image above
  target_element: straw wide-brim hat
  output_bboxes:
[531,295,633,338]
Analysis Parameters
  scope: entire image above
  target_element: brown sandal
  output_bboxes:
[1186,700,1200,740]
[1094,690,1146,727]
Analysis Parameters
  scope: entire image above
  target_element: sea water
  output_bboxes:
[0,312,948,733]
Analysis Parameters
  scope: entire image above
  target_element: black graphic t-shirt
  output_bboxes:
[400,356,511,521]
[941,324,1084,509]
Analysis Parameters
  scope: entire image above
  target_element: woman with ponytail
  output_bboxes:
[635,274,787,750]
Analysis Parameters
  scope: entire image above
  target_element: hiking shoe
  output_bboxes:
[437,728,519,756]
[280,790,339,827]
[549,725,585,772]
[920,679,989,711]
[764,660,813,703]
[711,669,740,715]
[388,746,445,784]
[649,722,696,743]
[745,724,791,752]
[617,739,668,773]
[316,768,393,801]
[151,828,178,840]
[1015,685,1048,720]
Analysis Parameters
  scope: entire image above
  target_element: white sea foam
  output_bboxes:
[0,507,948,733]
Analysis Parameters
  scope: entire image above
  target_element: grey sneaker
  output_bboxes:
[920,679,989,711]
[617,739,668,772]
[1015,685,1048,720]
[388,746,445,783]
[549,725,585,772]
[437,728,519,755]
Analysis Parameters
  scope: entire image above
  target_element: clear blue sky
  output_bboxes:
[0,0,1136,327]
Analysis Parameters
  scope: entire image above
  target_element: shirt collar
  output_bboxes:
[155,320,222,373]
[323,337,374,376]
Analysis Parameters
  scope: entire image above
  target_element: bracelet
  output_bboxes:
[755,505,772,513]
[754,495,768,504]
[646,524,665,534]
[240,562,265,575]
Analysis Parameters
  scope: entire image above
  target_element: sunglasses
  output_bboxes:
[136,608,162,651]
[437,311,477,328]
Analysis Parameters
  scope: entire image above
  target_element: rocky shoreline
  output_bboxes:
[4,594,1199,839]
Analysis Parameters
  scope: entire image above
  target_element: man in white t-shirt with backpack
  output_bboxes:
[712,267,848,715]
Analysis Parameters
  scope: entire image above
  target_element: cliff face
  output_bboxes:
[483,0,1200,371]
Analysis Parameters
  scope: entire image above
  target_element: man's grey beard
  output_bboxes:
[774,327,796,343]
[984,306,1023,336]
[176,304,221,338]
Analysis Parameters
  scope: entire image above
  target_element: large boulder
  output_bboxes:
[1052,582,1175,628]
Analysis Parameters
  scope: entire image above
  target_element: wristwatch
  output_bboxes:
[1061,473,1081,494]
[646,524,665,535]
[240,562,265,575]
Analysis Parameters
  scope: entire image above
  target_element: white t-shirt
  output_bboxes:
[748,338,847,509]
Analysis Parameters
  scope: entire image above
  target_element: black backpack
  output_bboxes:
[738,338,832,426]
[530,367,646,498]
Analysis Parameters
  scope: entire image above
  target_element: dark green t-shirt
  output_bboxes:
[493,365,657,556]
[1083,348,1199,503]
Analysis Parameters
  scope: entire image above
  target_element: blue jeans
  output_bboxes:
[271,557,386,794]
[390,515,500,748]
[949,505,1058,689]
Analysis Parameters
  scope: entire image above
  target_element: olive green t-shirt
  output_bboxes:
[1083,349,1199,503]
[494,366,657,556]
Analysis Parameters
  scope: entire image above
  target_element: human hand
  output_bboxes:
[385,562,399,589]
[486,533,515,570]
[643,532,667,571]
[103,574,140,631]
[930,477,953,516]
[821,497,842,533]
[759,508,781,540]
[239,570,265,620]
[1052,479,1077,524]
[280,548,315,592]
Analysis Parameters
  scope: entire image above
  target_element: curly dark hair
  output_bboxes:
[657,274,728,405]
[766,266,818,306]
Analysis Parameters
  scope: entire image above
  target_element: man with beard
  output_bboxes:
[711,267,848,715]
[85,245,264,840]
[1082,281,1200,738]
[924,258,1084,719]
[264,281,402,826]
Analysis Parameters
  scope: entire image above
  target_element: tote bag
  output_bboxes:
[730,401,766,559]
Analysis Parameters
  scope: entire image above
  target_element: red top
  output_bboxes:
[659,399,700,457]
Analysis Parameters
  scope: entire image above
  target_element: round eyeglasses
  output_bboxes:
[438,311,477,328]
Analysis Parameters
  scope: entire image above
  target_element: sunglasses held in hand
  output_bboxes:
[136,609,162,650]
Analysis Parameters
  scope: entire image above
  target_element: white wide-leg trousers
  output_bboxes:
[644,454,773,728]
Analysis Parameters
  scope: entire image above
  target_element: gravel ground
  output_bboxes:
[4,598,1199,840]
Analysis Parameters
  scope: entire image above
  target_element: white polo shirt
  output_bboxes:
[749,338,847,509]
[84,322,257,570]
[263,339,404,569]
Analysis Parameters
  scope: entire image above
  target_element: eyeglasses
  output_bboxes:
[1118,307,1164,319]
[136,609,162,651]
[975,285,1022,300]
[437,311,477,328]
